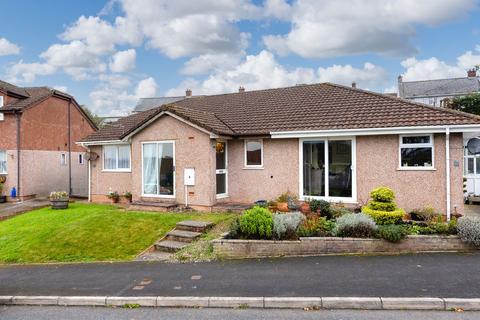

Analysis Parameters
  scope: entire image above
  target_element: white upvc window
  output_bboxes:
[0,150,7,174]
[0,96,4,107]
[103,145,131,171]
[399,134,434,170]
[244,139,263,169]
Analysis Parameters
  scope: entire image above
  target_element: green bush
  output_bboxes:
[362,206,404,225]
[297,216,335,237]
[368,201,396,211]
[273,212,305,240]
[333,213,377,238]
[457,216,480,246]
[370,187,395,202]
[228,217,241,239]
[376,225,408,243]
[330,207,352,219]
[362,187,405,225]
[239,206,273,239]
[409,206,437,222]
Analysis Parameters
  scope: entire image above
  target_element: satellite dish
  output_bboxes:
[85,152,99,161]
[467,137,480,155]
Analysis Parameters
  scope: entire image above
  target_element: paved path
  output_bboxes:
[1,253,480,298]
[0,306,477,320]
[0,198,50,220]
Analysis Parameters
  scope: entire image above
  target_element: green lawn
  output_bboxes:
[0,203,235,263]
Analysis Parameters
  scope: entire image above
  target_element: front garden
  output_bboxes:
[0,203,234,263]
[224,187,480,249]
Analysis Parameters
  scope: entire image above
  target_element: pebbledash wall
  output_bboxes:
[0,95,94,198]
[89,114,464,214]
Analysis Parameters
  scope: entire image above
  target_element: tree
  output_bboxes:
[81,105,103,128]
[450,93,480,116]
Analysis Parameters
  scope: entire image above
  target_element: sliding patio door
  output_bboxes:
[301,139,354,201]
[142,141,175,197]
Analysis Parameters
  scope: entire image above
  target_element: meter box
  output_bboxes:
[184,168,195,186]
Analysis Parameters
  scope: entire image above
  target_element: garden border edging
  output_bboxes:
[212,235,477,259]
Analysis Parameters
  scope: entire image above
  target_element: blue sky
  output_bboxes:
[1,0,480,116]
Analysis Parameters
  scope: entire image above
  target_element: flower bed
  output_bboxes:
[212,235,476,259]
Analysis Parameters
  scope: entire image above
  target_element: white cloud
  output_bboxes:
[181,53,243,75]
[89,76,157,116]
[263,0,476,58]
[264,0,292,20]
[401,47,480,81]
[0,38,20,56]
[120,0,259,58]
[167,50,387,95]
[109,49,136,72]
[6,61,56,83]
[53,86,68,92]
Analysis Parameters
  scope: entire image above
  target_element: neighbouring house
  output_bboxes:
[0,80,97,200]
[398,69,480,107]
[78,83,480,217]
[132,89,199,113]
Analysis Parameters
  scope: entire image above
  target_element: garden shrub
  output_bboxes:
[333,213,377,238]
[273,212,305,240]
[409,206,437,222]
[309,199,332,219]
[376,225,408,243]
[362,186,405,225]
[457,216,480,246]
[362,207,404,225]
[330,207,352,219]
[239,206,273,239]
[297,216,335,237]
[227,217,241,239]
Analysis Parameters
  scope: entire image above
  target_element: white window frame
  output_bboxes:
[299,137,357,203]
[244,139,264,169]
[102,144,131,172]
[0,150,7,174]
[398,134,435,170]
[216,141,228,199]
[141,140,176,199]
[0,96,4,107]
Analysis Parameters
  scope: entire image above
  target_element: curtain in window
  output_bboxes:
[143,144,158,194]
[0,150,6,173]
[104,146,117,169]
[118,145,130,169]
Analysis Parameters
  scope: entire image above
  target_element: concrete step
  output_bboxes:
[129,201,178,212]
[176,220,214,233]
[166,229,202,243]
[154,240,188,253]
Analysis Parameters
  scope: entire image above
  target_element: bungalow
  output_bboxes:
[78,83,480,218]
[0,80,97,200]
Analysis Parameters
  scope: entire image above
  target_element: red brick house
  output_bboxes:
[0,80,97,200]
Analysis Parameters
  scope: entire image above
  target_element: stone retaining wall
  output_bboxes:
[212,235,476,259]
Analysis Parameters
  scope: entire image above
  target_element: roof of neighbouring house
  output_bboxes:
[0,79,97,129]
[399,76,480,98]
[79,82,480,143]
[133,96,188,112]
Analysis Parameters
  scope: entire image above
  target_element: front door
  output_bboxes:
[216,141,228,198]
[142,141,175,197]
[464,146,480,196]
[301,138,355,202]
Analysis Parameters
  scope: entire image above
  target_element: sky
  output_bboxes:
[1,0,480,116]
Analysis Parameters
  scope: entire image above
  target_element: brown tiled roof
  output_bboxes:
[0,80,29,97]
[80,82,480,142]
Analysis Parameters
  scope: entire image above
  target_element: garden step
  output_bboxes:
[176,220,214,232]
[154,240,189,253]
[129,201,178,212]
[166,229,202,243]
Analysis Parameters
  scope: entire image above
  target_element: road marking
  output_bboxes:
[191,275,202,280]
[132,286,144,290]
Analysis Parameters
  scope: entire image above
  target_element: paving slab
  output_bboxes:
[12,296,59,305]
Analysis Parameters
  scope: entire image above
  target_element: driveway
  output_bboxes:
[1,253,480,298]
[464,204,480,217]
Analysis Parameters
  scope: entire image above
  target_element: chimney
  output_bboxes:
[397,75,404,98]
[351,82,356,88]
[238,86,245,93]
[467,69,477,78]
[185,88,192,97]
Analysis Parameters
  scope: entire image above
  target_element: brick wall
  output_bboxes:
[212,236,476,259]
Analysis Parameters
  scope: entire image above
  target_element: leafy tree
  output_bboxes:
[81,105,103,128]
[450,93,480,116]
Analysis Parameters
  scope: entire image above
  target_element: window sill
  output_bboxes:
[397,167,436,171]
[243,166,264,170]
[216,194,229,199]
[102,169,132,173]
